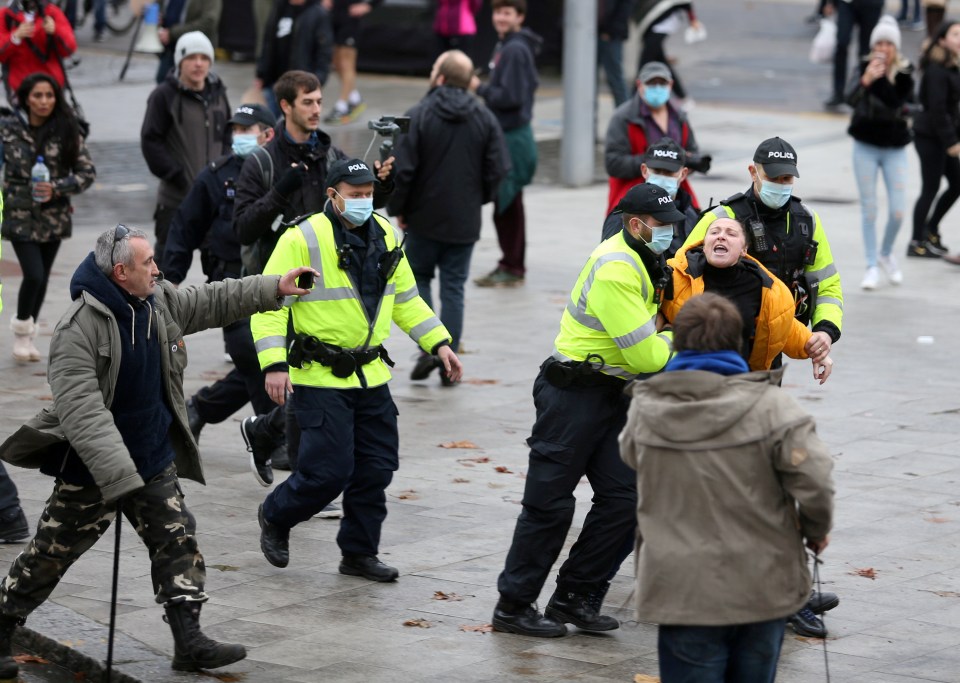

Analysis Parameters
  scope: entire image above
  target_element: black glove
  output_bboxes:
[687,154,712,175]
[275,163,307,196]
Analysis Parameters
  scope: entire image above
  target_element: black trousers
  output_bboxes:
[912,133,960,242]
[497,366,636,603]
[11,240,60,321]
[832,0,884,99]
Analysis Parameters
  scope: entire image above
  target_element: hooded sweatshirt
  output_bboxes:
[44,254,175,485]
[476,27,542,131]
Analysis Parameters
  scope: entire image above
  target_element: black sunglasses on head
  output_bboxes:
[111,224,130,265]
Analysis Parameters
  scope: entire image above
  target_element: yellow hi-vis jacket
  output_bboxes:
[554,231,673,380]
[250,212,451,389]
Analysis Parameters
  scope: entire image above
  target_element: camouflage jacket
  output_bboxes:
[0,110,95,242]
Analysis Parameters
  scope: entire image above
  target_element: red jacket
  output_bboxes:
[0,3,76,95]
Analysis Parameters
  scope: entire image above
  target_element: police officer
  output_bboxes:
[493,183,681,638]
[162,103,287,486]
[684,136,843,638]
[251,159,462,580]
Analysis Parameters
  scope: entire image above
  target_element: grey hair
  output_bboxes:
[94,226,149,276]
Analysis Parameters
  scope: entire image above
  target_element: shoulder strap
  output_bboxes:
[250,146,274,191]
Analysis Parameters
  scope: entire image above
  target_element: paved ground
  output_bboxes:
[3,1,960,681]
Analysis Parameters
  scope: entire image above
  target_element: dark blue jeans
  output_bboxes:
[658,619,786,683]
[598,36,628,107]
[403,234,474,353]
[263,385,399,556]
[832,0,884,98]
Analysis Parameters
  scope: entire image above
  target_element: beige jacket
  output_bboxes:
[620,368,834,626]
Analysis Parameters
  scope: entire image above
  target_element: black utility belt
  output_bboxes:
[288,334,394,377]
[542,356,624,390]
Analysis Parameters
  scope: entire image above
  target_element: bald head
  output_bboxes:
[432,50,474,89]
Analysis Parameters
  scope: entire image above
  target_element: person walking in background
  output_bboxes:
[0,0,76,101]
[2,72,94,363]
[633,0,700,104]
[909,21,960,259]
[470,0,541,288]
[322,0,382,124]
[598,0,635,107]
[923,0,948,38]
[388,50,508,384]
[141,31,231,269]
[154,0,222,84]
[898,0,923,29]
[255,0,334,119]
[823,0,885,109]
[620,293,834,683]
[433,0,482,57]
[846,16,913,286]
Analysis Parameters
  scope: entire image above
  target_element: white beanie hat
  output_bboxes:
[870,15,901,51]
[174,31,215,71]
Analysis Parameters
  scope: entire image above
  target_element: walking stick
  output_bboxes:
[105,504,122,683]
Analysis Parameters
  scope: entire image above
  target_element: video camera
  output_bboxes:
[367,116,410,162]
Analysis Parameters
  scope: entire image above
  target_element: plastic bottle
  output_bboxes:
[31,156,50,204]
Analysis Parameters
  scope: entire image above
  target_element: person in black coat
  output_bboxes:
[387,50,508,384]
[255,0,334,118]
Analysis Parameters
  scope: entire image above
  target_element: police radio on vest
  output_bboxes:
[768,151,795,159]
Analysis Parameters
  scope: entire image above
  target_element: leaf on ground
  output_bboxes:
[463,378,499,385]
[925,516,950,523]
[433,591,464,601]
[457,455,490,463]
[452,478,470,483]
[403,617,432,628]
[208,564,239,572]
[440,440,479,449]
[932,590,960,598]
[198,672,244,682]
[459,623,494,633]
[391,489,419,500]
[634,675,661,683]
[494,465,513,474]
[14,654,49,664]
[794,636,826,644]
[36,395,53,401]
[851,567,877,579]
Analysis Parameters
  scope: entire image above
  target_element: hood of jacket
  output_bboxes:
[162,70,227,103]
[628,368,784,445]
[427,84,482,122]
[506,26,543,55]
[70,252,147,308]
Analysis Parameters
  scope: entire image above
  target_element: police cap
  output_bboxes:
[753,137,800,178]
[228,103,276,128]
[616,183,686,223]
[326,158,376,189]
[644,138,686,172]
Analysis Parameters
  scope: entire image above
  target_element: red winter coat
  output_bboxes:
[0,3,76,95]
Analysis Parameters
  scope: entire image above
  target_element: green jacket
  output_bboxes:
[170,0,223,46]
[0,274,282,502]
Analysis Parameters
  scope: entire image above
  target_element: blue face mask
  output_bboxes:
[336,192,374,226]
[642,84,671,108]
[635,218,674,255]
[757,178,793,209]
[645,173,680,197]
[231,133,259,158]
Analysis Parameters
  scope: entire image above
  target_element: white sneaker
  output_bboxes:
[878,254,903,285]
[861,266,880,290]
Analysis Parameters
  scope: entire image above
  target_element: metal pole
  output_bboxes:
[560,0,598,187]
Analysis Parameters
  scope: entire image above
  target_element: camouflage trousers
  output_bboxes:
[0,463,207,619]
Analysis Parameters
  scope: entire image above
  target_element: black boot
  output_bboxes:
[492,598,566,638]
[164,602,246,671]
[546,589,619,631]
[0,615,21,680]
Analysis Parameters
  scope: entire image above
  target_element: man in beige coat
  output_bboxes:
[620,293,834,682]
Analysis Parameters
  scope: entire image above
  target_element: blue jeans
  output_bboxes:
[598,36,628,107]
[403,234,474,353]
[658,619,786,683]
[853,140,907,266]
[93,0,108,33]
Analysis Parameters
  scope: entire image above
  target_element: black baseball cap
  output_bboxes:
[326,158,377,189]
[753,137,800,178]
[616,183,686,223]
[644,138,686,172]
[228,103,276,128]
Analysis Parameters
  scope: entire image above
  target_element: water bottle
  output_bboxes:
[31,156,50,204]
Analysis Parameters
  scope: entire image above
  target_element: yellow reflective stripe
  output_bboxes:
[395,285,418,304]
[300,287,354,302]
[297,219,324,282]
[817,296,843,310]
[255,335,286,353]
[409,316,442,342]
[806,263,837,282]
[579,252,648,308]
[384,282,396,297]
[551,349,636,380]
[565,300,605,332]
[612,318,658,350]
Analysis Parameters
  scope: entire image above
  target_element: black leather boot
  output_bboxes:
[546,589,619,631]
[492,598,566,638]
[164,602,246,671]
[0,615,21,681]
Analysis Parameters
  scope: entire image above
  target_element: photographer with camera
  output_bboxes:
[387,50,508,385]
[251,158,461,579]
[0,0,76,99]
